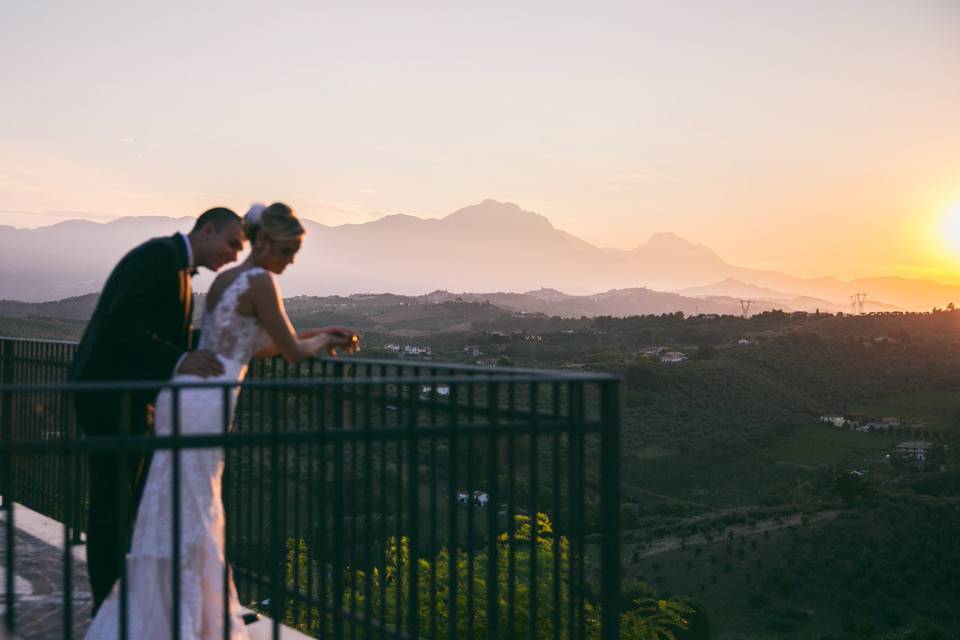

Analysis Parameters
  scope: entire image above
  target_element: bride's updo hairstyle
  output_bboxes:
[243,202,305,244]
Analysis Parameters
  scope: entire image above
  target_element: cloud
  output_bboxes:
[360,187,377,194]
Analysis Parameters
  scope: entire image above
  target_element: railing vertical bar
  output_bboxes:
[257,368,269,610]
[378,367,389,640]
[485,381,499,640]
[506,381,517,640]
[172,386,182,640]
[552,381,561,640]
[291,362,304,629]
[270,377,283,639]
[332,361,345,640]
[576,382,587,639]
[428,372,438,640]
[236,365,249,605]
[407,378,421,639]
[46,343,55,524]
[62,403,74,640]
[349,364,359,640]
[306,359,318,636]
[2,340,16,632]
[567,382,577,640]
[446,378,459,640]
[465,381,475,640]
[223,385,232,640]
[394,384,404,634]
[363,377,374,640]
[280,359,292,630]
[118,392,131,640]
[318,376,329,640]
[600,379,620,640]
[529,381,540,640]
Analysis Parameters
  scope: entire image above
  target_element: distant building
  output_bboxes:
[820,415,847,428]
[638,346,667,357]
[420,384,450,398]
[659,351,687,364]
[456,490,489,506]
[403,345,432,356]
[895,441,934,461]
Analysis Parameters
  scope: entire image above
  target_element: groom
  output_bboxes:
[69,207,245,613]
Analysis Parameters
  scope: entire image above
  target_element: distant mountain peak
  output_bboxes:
[368,213,424,226]
[443,200,555,231]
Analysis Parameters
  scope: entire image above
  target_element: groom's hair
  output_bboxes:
[192,207,241,232]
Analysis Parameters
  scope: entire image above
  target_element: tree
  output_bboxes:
[284,512,691,639]
[693,345,717,360]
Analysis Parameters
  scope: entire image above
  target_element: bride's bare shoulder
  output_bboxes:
[206,265,253,311]
[246,267,279,297]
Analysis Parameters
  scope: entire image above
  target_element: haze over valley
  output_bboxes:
[3,199,958,313]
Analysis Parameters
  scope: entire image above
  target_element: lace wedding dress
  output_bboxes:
[86,268,272,640]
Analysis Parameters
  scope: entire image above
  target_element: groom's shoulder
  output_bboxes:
[119,234,181,265]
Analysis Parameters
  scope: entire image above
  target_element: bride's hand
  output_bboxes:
[324,329,361,356]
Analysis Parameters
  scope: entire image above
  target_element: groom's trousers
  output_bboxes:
[74,391,154,615]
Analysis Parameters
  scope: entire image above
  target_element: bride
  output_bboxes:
[86,202,360,639]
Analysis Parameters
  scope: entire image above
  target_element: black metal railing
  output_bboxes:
[0,336,621,639]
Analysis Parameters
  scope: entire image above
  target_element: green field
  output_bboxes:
[850,389,960,432]
[0,317,85,341]
[764,424,900,466]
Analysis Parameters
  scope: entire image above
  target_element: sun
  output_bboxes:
[941,202,960,256]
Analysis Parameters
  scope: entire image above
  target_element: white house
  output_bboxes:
[456,490,489,506]
[819,415,847,428]
[895,441,934,461]
[403,345,433,356]
[420,384,451,398]
[659,351,687,364]
[638,346,666,357]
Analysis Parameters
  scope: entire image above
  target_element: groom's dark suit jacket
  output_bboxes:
[70,233,195,610]
[69,234,195,432]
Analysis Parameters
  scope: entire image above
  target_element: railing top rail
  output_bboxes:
[0,372,617,394]
[0,335,620,382]
[0,335,78,346]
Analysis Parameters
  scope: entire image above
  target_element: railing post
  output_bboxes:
[1,339,16,631]
[0,339,15,512]
[406,380,420,639]
[599,379,621,640]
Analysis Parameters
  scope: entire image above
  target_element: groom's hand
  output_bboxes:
[177,350,225,378]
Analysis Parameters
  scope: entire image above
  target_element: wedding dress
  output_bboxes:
[86,268,272,640]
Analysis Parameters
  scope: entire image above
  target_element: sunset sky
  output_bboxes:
[2,1,959,282]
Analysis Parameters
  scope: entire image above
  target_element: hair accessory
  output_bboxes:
[245,202,266,226]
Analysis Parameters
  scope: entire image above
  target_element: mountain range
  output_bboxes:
[2,199,958,312]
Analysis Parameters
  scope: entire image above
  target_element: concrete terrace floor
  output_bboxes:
[0,505,309,640]
[0,509,91,639]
